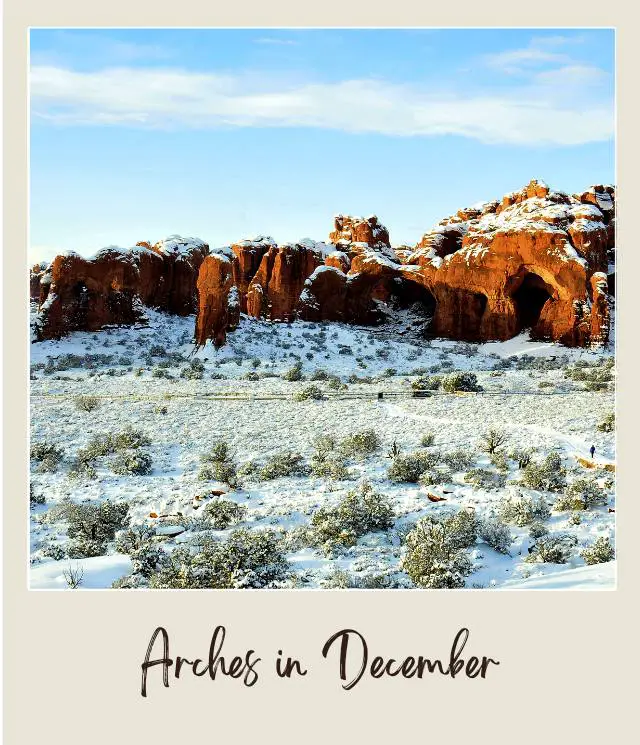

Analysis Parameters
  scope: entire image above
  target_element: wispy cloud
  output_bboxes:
[29,60,613,146]
[254,37,300,47]
[483,35,590,75]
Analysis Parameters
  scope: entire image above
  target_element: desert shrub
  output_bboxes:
[525,533,578,564]
[402,516,474,589]
[417,465,454,486]
[463,468,506,490]
[294,384,324,401]
[320,568,358,589]
[30,442,64,472]
[201,498,247,530]
[441,372,483,393]
[584,381,608,392]
[181,364,204,380]
[112,426,151,451]
[149,345,167,357]
[443,509,478,551]
[481,428,507,454]
[29,483,45,507]
[199,460,238,486]
[310,481,395,551]
[199,441,238,486]
[388,450,441,483]
[154,405,168,415]
[411,375,442,391]
[510,447,534,469]
[581,536,615,565]
[115,524,163,577]
[311,368,329,381]
[81,434,115,459]
[202,441,230,462]
[597,412,615,433]
[490,450,509,472]
[74,395,100,412]
[238,461,259,478]
[310,437,351,480]
[282,361,303,382]
[152,367,173,379]
[326,376,346,391]
[568,512,582,526]
[65,499,130,557]
[529,521,549,540]
[67,457,97,481]
[443,449,474,471]
[554,478,608,511]
[420,433,435,447]
[478,517,513,554]
[243,371,260,381]
[258,452,309,480]
[499,493,550,526]
[339,429,381,459]
[149,529,289,589]
[112,451,153,476]
[42,543,66,560]
[521,452,566,491]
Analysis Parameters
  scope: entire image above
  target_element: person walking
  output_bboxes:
[590,445,596,459]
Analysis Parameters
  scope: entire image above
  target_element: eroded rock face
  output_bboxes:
[329,214,391,252]
[34,180,614,350]
[297,266,348,322]
[34,236,209,340]
[230,236,276,312]
[34,249,146,340]
[195,250,240,347]
[245,240,327,321]
[404,180,614,345]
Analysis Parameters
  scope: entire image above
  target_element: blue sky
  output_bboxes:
[29,28,615,262]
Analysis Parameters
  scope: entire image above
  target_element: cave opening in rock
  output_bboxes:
[512,273,553,332]
[70,282,90,328]
[372,277,437,336]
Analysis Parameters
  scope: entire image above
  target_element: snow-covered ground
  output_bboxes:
[29,305,616,590]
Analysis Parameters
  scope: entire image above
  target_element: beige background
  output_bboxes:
[4,2,638,742]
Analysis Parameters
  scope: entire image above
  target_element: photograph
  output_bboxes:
[28,27,616,591]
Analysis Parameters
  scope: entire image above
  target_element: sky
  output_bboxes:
[29,28,615,263]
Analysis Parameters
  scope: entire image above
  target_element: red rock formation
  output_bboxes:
[144,235,209,315]
[329,215,390,253]
[34,249,146,339]
[405,180,613,345]
[297,266,348,322]
[324,250,351,273]
[230,236,276,312]
[245,241,325,321]
[34,236,209,340]
[195,250,240,347]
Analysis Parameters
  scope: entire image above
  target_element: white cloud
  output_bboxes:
[254,37,300,46]
[29,63,613,146]
[482,35,593,75]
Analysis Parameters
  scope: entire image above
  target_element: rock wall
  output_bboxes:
[34,236,208,340]
[33,180,614,349]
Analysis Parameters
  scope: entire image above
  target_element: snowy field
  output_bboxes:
[29,304,616,590]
